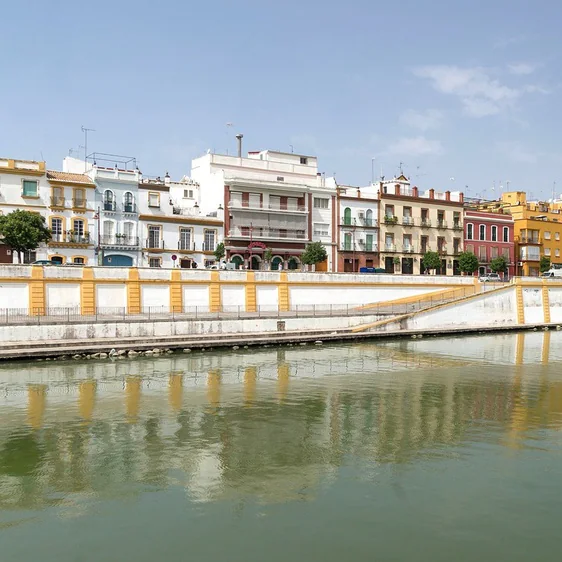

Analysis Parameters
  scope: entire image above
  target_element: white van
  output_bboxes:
[542,268,562,278]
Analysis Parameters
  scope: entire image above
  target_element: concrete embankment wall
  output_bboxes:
[0,265,476,315]
[358,279,562,333]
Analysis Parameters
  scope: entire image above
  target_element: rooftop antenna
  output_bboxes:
[81,125,96,172]
[552,181,556,202]
[399,161,405,175]
[289,145,294,153]
[225,122,233,155]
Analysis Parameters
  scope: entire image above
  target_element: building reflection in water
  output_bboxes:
[1,331,562,510]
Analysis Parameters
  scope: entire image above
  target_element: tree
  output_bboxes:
[264,248,273,263]
[490,255,508,274]
[301,242,327,268]
[422,251,441,272]
[540,256,551,273]
[458,251,479,275]
[0,210,51,263]
[213,242,225,262]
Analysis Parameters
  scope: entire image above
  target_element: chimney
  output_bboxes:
[412,186,419,197]
[459,192,464,203]
[236,134,243,158]
[429,188,435,199]
[165,171,170,186]
[445,190,451,201]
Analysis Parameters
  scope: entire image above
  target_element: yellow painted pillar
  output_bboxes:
[127,268,141,314]
[125,376,142,423]
[207,369,221,409]
[279,272,290,312]
[27,384,47,429]
[542,280,551,324]
[170,270,182,313]
[209,270,221,313]
[81,267,96,315]
[244,366,257,406]
[277,363,290,402]
[29,265,45,315]
[169,373,183,412]
[515,278,525,324]
[245,271,257,312]
[78,380,97,421]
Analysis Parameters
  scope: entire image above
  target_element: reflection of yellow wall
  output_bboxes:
[244,366,257,406]
[277,363,290,402]
[207,369,221,409]
[169,373,183,412]
[27,384,47,429]
[78,380,97,421]
[541,331,551,364]
[126,376,142,423]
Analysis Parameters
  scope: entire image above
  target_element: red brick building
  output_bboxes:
[464,210,515,278]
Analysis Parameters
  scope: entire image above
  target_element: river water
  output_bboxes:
[1,332,562,561]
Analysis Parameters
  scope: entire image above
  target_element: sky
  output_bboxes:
[1,0,561,199]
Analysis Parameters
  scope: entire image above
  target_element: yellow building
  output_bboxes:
[477,192,562,276]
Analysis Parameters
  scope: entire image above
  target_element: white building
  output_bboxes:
[191,142,336,270]
[138,173,224,269]
[0,157,97,264]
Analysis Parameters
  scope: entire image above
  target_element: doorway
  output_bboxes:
[402,258,414,274]
[250,255,261,270]
[384,256,394,273]
[180,258,193,269]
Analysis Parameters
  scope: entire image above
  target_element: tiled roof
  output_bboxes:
[46,170,94,185]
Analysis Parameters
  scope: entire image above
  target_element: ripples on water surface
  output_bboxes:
[1,332,562,561]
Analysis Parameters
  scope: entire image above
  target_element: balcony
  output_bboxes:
[50,196,66,208]
[73,198,87,210]
[383,244,397,252]
[228,228,307,240]
[123,203,138,214]
[146,238,165,249]
[203,242,215,251]
[103,201,116,212]
[420,219,431,228]
[50,232,91,245]
[100,235,139,248]
[437,220,448,229]
[517,236,541,244]
[438,247,448,255]
[402,245,415,254]
[179,240,194,251]
[384,215,398,225]
[402,216,414,227]
[362,218,378,227]
[452,247,461,256]
[268,204,306,213]
[452,222,463,231]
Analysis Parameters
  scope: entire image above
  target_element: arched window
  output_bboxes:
[365,209,373,226]
[103,220,114,243]
[103,190,115,211]
[343,207,352,226]
[123,191,135,213]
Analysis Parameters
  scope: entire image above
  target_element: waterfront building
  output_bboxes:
[462,208,515,278]
[476,191,562,276]
[331,181,379,272]
[138,173,224,268]
[191,142,335,270]
[377,175,464,275]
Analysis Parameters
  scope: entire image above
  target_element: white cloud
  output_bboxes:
[413,65,521,117]
[508,62,537,75]
[399,109,444,131]
[386,136,443,157]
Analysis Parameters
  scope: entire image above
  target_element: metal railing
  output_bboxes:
[50,233,91,244]
[146,238,165,249]
[103,201,116,211]
[227,228,307,240]
[101,235,139,247]
[50,196,65,207]
[0,289,479,326]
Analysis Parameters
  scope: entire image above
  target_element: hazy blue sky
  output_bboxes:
[1,0,560,199]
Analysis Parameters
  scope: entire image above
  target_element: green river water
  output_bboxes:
[1,331,562,561]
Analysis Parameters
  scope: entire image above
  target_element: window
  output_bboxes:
[249,193,261,208]
[73,219,85,237]
[270,196,281,210]
[51,256,65,265]
[23,250,37,264]
[545,248,551,256]
[491,247,499,259]
[502,248,510,259]
[466,244,474,253]
[385,205,395,218]
[343,207,352,225]
[73,257,85,265]
[491,226,497,242]
[403,235,412,250]
[123,222,134,240]
[204,229,216,251]
[148,226,161,248]
[123,191,135,213]
[503,227,509,242]
[51,218,63,242]
[149,257,161,268]
[479,247,487,261]
[103,220,114,240]
[365,209,373,226]
[73,188,85,208]
[366,234,374,251]
[545,231,551,240]
[313,223,329,237]
[343,232,352,251]
[180,227,192,250]
[22,180,38,197]
[556,249,560,257]
[300,157,308,165]
[479,225,486,240]
[314,198,329,209]
[148,192,160,208]
[183,189,194,199]
[51,186,64,207]
[421,235,429,253]
[467,224,474,240]
[103,190,115,211]
[556,232,560,241]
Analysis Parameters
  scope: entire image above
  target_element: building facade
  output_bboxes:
[333,183,379,272]
[378,175,464,275]
[463,209,515,278]
[191,147,335,271]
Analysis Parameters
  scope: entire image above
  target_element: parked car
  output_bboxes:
[541,268,562,278]
[479,272,501,282]
[31,260,57,266]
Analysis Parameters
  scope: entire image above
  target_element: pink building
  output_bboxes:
[464,210,515,278]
